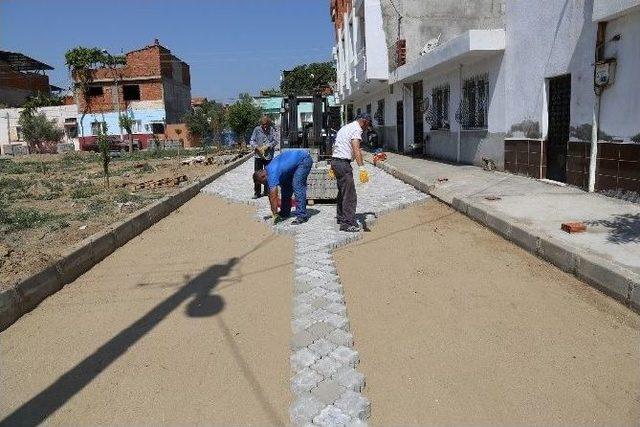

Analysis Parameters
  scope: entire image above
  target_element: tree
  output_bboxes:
[182,100,227,146]
[280,62,336,95]
[22,92,63,111]
[18,111,64,153]
[260,88,282,97]
[65,47,125,138]
[96,121,111,188]
[119,112,135,153]
[226,94,262,145]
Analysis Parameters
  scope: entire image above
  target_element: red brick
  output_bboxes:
[561,222,587,233]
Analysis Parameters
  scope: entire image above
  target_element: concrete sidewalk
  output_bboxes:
[366,152,640,310]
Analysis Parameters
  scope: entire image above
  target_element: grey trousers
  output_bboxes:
[331,158,357,227]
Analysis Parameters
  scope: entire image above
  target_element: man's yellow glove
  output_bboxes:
[328,166,336,180]
[257,145,268,158]
[359,166,369,184]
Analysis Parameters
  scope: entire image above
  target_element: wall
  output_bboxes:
[504,0,597,139]
[364,0,390,80]
[598,8,640,140]
[0,61,51,107]
[0,104,79,153]
[380,0,506,70]
[78,107,165,141]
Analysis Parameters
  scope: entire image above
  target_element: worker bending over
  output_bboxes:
[331,113,372,232]
[253,149,313,225]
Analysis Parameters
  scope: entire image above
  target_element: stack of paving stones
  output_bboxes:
[202,159,427,426]
[307,161,339,201]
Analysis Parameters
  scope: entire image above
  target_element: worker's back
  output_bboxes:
[266,149,310,187]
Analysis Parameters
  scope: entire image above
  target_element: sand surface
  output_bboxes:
[0,194,293,425]
[334,200,640,425]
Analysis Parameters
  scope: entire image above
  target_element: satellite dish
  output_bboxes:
[420,34,441,55]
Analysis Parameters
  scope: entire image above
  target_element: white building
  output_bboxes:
[0,104,79,155]
[330,0,640,193]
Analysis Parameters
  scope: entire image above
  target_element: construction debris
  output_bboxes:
[373,152,388,165]
[561,222,587,233]
[115,175,189,191]
[437,177,449,183]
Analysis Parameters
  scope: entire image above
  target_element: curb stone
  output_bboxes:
[367,155,640,312]
[0,153,252,332]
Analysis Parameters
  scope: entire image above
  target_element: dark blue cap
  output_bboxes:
[356,112,373,123]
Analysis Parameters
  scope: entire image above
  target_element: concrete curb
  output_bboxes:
[367,156,640,313]
[0,153,252,332]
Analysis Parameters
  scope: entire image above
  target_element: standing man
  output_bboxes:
[250,117,278,199]
[331,113,372,232]
[253,149,313,225]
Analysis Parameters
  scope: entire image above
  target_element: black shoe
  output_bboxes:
[340,224,361,232]
[291,217,308,225]
[252,194,261,199]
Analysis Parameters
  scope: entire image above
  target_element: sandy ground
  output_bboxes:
[334,201,640,425]
[0,194,292,425]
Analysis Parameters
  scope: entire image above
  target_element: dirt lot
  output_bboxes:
[0,148,248,290]
[335,201,640,425]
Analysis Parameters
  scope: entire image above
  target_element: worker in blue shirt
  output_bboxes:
[253,149,313,225]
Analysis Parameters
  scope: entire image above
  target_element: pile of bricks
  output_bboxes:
[120,175,188,191]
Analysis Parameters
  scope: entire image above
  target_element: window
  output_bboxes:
[65,126,78,139]
[459,74,489,129]
[91,121,106,136]
[87,86,104,97]
[15,126,23,141]
[132,120,142,133]
[150,123,165,134]
[429,84,450,130]
[123,85,141,101]
[375,99,385,126]
[366,104,372,115]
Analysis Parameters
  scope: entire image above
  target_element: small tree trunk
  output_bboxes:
[128,132,133,153]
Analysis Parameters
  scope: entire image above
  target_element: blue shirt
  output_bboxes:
[266,150,310,188]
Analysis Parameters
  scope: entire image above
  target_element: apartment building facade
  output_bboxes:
[0,51,55,108]
[331,0,640,193]
[75,39,191,150]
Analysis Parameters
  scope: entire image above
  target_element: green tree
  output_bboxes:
[182,100,227,146]
[226,94,262,145]
[22,92,63,111]
[118,112,135,153]
[65,47,125,138]
[280,62,336,95]
[18,111,64,153]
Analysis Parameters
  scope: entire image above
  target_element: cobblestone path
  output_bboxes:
[202,158,427,425]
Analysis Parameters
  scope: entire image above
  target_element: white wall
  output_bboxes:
[598,8,640,139]
[593,0,640,21]
[504,0,597,137]
[364,0,390,80]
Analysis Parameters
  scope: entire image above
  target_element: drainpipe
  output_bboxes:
[588,88,602,192]
[456,64,462,163]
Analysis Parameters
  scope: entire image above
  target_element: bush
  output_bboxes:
[70,183,100,199]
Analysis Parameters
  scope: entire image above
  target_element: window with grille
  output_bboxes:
[429,84,450,130]
[91,121,106,136]
[460,74,489,129]
[375,99,385,126]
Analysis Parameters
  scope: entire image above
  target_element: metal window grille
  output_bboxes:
[426,84,450,130]
[375,99,385,126]
[457,74,489,129]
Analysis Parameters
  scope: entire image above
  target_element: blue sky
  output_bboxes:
[0,0,335,102]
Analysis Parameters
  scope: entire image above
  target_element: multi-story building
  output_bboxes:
[330,0,640,193]
[0,50,55,107]
[74,39,191,150]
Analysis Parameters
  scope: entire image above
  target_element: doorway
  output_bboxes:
[396,100,404,152]
[546,74,571,182]
[412,81,424,147]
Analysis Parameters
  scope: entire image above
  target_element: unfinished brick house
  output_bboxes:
[75,39,191,150]
[0,50,54,107]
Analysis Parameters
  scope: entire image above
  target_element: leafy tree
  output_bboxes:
[280,62,336,95]
[260,88,283,97]
[22,92,63,111]
[182,100,227,146]
[18,111,63,153]
[65,47,125,137]
[226,94,262,145]
[119,112,135,153]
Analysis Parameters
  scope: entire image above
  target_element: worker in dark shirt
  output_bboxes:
[253,149,313,225]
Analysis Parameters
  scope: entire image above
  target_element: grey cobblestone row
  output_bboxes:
[202,158,428,426]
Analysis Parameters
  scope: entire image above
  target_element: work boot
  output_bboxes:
[340,224,360,232]
[291,217,308,225]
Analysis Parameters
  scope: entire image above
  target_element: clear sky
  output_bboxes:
[0,0,335,102]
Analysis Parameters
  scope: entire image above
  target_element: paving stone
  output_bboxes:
[290,394,325,425]
[291,347,320,371]
[312,378,347,405]
[327,329,354,347]
[313,405,352,427]
[333,367,365,392]
[334,390,371,421]
[306,321,335,341]
[325,313,350,330]
[324,291,345,303]
[291,367,324,394]
[308,338,338,357]
[325,302,347,316]
[292,316,315,333]
[330,346,359,368]
[291,329,316,350]
[312,356,344,378]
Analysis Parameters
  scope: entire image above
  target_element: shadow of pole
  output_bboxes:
[0,259,240,426]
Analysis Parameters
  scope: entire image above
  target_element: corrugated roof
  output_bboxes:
[0,50,53,71]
